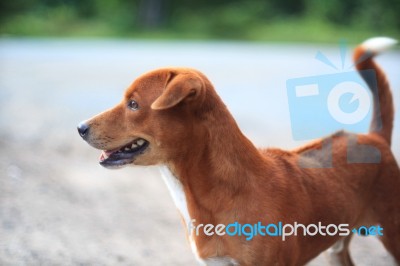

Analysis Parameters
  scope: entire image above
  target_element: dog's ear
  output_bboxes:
[151,72,204,110]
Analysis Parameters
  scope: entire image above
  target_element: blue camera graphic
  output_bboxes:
[286,69,379,141]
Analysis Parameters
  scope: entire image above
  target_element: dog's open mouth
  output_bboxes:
[99,138,149,168]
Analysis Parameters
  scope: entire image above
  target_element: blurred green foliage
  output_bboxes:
[1,0,399,42]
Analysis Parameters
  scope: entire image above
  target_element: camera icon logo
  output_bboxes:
[286,41,382,167]
[286,69,378,140]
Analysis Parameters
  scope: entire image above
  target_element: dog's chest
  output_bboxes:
[159,166,239,266]
[159,166,201,260]
[159,165,191,226]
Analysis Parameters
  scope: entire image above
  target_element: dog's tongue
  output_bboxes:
[104,150,116,156]
[99,148,120,161]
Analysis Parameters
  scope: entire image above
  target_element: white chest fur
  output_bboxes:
[159,165,202,262]
[159,165,191,227]
[159,166,239,266]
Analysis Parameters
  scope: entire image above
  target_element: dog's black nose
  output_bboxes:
[77,122,90,138]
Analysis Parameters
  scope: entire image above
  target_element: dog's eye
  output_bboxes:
[127,100,139,111]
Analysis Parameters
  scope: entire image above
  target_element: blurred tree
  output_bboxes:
[0,0,40,21]
[138,0,165,28]
[0,0,398,39]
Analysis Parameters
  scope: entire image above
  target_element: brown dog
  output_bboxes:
[78,37,400,265]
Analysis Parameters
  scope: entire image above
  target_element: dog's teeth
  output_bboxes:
[124,147,130,151]
[137,139,145,146]
[131,143,137,149]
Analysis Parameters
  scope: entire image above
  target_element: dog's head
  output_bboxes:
[78,68,214,169]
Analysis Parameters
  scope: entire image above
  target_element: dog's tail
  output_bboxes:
[353,37,397,145]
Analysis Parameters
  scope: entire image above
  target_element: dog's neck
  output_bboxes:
[159,89,278,261]
[165,94,271,223]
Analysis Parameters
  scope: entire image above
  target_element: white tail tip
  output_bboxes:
[362,37,398,55]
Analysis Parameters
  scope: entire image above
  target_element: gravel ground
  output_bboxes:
[0,39,399,266]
